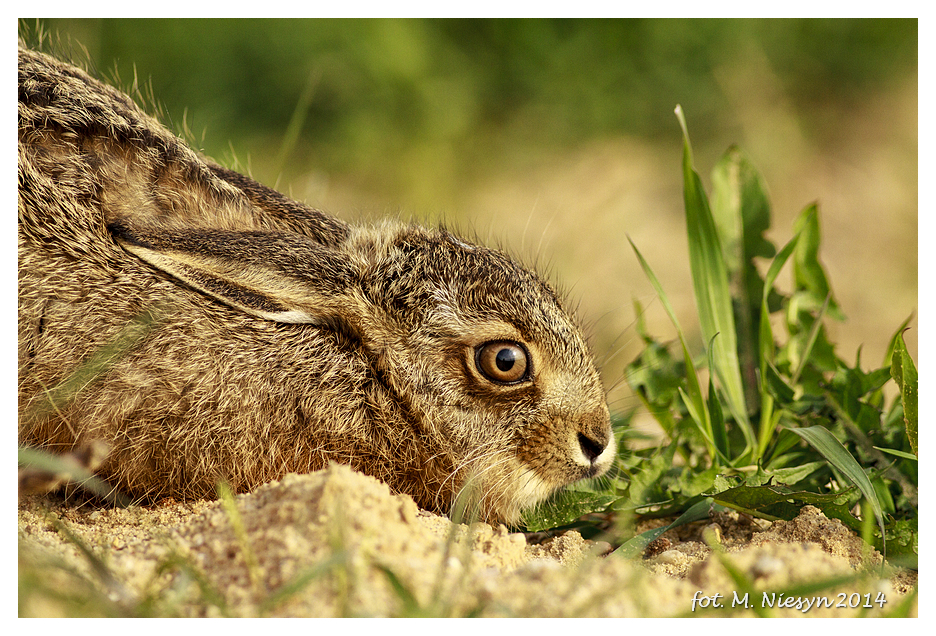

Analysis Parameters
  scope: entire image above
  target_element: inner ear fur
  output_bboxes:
[108,220,367,331]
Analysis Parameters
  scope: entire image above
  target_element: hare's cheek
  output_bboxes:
[514,424,573,484]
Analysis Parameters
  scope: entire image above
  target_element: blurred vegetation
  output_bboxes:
[20,17,918,412]
[21,19,917,207]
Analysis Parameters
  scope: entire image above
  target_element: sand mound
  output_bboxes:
[18,464,916,617]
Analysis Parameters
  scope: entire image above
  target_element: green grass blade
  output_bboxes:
[889,331,918,455]
[787,425,886,553]
[43,513,139,611]
[216,482,263,596]
[613,497,718,558]
[874,315,914,409]
[711,145,776,421]
[873,446,918,461]
[706,335,730,463]
[759,234,801,363]
[883,315,914,366]
[790,292,832,385]
[675,106,751,445]
[629,235,711,454]
[755,234,800,459]
[26,306,162,421]
[273,66,322,180]
[18,445,129,506]
[709,144,774,298]
[259,553,346,615]
[677,386,728,464]
[792,203,845,320]
[627,236,688,348]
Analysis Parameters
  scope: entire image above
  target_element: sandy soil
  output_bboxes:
[18,463,916,617]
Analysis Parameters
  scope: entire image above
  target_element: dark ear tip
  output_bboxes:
[107,221,147,247]
[106,220,129,237]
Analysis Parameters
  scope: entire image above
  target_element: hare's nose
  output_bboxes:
[575,404,614,467]
[577,430,609,464]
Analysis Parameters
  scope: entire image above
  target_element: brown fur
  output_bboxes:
[17,47,615,523]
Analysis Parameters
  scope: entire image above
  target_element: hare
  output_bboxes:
[17,46,616,524]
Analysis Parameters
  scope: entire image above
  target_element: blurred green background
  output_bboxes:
[21,19,917,417]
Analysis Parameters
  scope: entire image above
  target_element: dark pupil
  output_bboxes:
[495,348,516,372]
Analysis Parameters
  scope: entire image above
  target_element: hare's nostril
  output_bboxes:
[577,432,606,463]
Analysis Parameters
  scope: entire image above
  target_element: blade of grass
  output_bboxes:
[873,447,918,461]
[18,445,130,506]
[706,335,730,462]
[273,65,322,182]
[677,386,728,465]
[884,586,918,617]
[26,306,162,422]
[889,330,918,455]
[792,204,844,319]
[216,482,263,598]
[45,512,138,610]
[883,315,914,365]
[628,235,712,457]
[258,552,346,615]
[614,497,719,558]
[758,234,800,361]
[755,233,801,459]
[870,314,913,409]
[790,292,832,385]
[710,145,777,422]
[153,552,231,616]
[675,105,752,450]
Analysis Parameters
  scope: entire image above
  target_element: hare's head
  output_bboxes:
[110,217,615,523]
[355,223,616,521]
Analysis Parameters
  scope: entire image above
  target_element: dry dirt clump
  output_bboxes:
[18,464,917,617]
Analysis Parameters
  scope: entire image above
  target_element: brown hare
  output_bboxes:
[17,46,615,524]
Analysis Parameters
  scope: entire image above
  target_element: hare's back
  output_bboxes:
[18,47,349,249]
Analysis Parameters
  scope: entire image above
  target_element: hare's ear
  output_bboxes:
[108,221,364,329]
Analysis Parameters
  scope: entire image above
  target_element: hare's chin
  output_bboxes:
[485,465,554,524]
[513,465,554,510]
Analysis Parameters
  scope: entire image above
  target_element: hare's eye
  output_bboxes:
[475,341,530,384]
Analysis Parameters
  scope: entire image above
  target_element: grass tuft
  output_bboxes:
[523,107,918,570]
